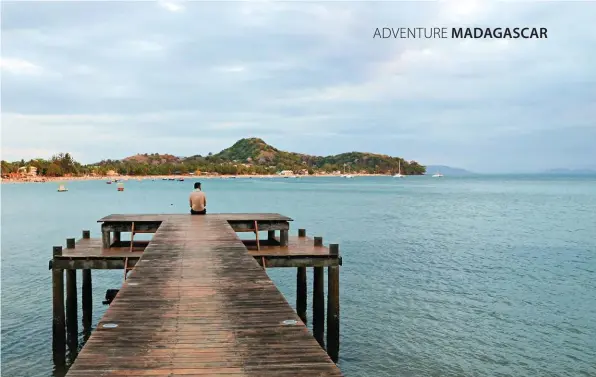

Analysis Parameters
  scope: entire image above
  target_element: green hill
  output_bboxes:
[187,137,425,175]
[1,137,425,177]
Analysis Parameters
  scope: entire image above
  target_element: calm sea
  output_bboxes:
[1,175,595,377]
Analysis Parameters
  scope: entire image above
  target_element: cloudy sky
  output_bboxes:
[1,0,595,172]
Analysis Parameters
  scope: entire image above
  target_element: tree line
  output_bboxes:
[1,152,426,177]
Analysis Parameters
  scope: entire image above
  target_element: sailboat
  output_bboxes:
[393,161,405,178]
[57,183,68,192]
[432,172,444,177]
[341,163,353,178]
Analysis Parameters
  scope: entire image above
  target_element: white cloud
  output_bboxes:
[214,65,246,73]
[0,58,44,75]
[157,0,184,13]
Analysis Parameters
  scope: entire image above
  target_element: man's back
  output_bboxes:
[190,190,206,212]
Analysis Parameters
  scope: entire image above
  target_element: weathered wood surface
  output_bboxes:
[98,213,293,222]
[246,236,335,256]
[66,215,341,376]
[60,238,146,258]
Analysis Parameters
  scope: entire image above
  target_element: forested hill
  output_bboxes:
[1,137,425,176]
[185,138,425,175]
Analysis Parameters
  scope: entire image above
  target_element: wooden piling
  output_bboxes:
[52,246,65,365]
[66,238,75,249]
[313,235,325,349]
[314,236,323,247]
[82,269,92,332]
[267,230,275,241]
[82,230,90,239]
[101,226,111,248]
[297,267,307,323]
[296,228,308,323]
[327,243,340,363]
[280,229,289,246]
[66,268,78,354]
[113,231,121,245]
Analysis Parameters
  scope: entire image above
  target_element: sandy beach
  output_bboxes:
[1,173,390,184]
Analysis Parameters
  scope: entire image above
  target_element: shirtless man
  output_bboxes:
[189,182,207,215]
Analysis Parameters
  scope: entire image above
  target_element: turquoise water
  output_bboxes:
[1,176,595,377]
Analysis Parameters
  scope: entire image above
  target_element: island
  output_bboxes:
[1,137,426,181]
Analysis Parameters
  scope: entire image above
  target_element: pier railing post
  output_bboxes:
[327,244,340,363]
[297,229,307,323]
[52,246,65,365]
[280,228,289,246]
[312,237,325,349]
[82,230,90,239]
[65,239,78,357]
[101,224,111,248]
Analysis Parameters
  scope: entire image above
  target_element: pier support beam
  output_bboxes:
[52,246,65,366]
[65,238,78,357]
[101,225,111,249]
[66,269,78,355]
[313,267,325,349]
[327,244,340,363]
[297,267,307,324]
[312,235,325,349]
[81,229,93,336]
[82,269,92,333]
[113,231,121,246]
[280,229,288,246]
[296,229,307,323]
[267,230,275,241]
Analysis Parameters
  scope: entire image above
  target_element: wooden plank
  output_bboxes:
[245,236,333,257]
[98,213,294,222]
[253,257,340,268]
[52,259,139,270]
[66,214,341,376]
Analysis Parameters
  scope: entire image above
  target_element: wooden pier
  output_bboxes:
[50,214,342,376]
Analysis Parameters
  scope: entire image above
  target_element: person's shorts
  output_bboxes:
[190,209,206,215]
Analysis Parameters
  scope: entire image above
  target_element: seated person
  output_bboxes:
[189,182,207,215]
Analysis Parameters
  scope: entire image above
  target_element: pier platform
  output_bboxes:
[50,214,342,376]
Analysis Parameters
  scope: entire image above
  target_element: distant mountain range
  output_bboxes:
[424,165,475,176]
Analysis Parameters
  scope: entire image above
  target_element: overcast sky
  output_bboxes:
[1,0,595,173]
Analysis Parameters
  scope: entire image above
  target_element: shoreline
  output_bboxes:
[1,173,392,184]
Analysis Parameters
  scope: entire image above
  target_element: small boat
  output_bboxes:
[57,184,68,192]
[177,178,184,181]
[117,183,124,192]
[432,172,444,178]
[106,181,112,184]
